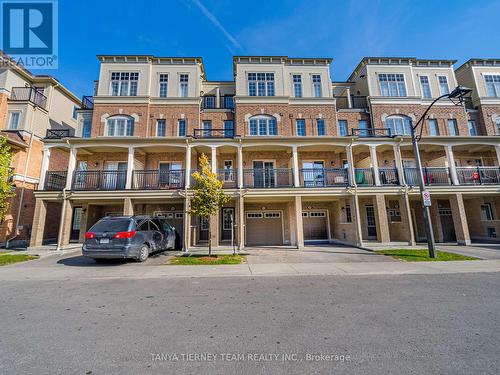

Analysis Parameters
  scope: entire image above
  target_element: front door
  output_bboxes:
[70,207,83,242]
[439,208,457,242]
[221,208,234,242]
[253,161,275,188]
[365,205,377,238]
[199,217,209,242]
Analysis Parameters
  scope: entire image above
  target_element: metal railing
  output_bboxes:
[242,168,293,188]
[299,168,349,187]
[351,128,392,137]
[354,168,375,186]
[81,96,94,110]
[193,128,235,138]
[201,95,234,110]
[334,95,368,109]
[43,171,67,190]
[222,95,234,109]
[132,170,185,190]
[456,167,500,185]
[403,167,451,186]
[217,169,238,188]
[72,170,127,191]
[10,87,47,109]
[379,168,399,185]
[201,96,216,109]
[45,128,74,139]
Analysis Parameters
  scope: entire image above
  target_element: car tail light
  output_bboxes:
[85,232,95,239]
[114,230,137,239]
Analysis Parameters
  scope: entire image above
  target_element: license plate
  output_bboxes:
[100,238,110,244]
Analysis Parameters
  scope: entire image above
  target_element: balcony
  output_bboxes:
[456,167,500,185]
[43,171,67,190]
[379,168,399,185]
[72,170,127,191]
[201,95,234,110]
[217,169,238,189]
[10,87,47,110]
[45,128,74,139]
[354,168,375,186]
[132,170,185,190]
[403,167,451,186]
[242,168,293,188]
[351,128,393,137]
[193,128,236,138]
[299,168,349,187]
[81,96,94,110]
[334,95,368,110]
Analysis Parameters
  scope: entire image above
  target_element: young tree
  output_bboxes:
[189,153,230,256]
[0,137,15,222]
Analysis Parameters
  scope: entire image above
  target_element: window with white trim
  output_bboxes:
[447,119,459,136]
[481,203,494,221]
[438,75,450,95]
[296,119,306,136]
[345,205,352,223]
[293,74,302,97]
[312,74,322,97]
[106,116,134,136]
[264,212,281,218]
[386,115,412,136]
[485,75,500,97]
[338,120,348,136]
[175,213,184,219]
[247,212,263,219]
[316,119,325,136]
[159,74,168,97]
[178,119,186,137]
[419,76,431,98]
[378,74,407,97]
[249,115,277,136]
[388,208,401,222]
[179,74,189,97]
[428,119,439,136]
[82,117,92,138]
[309,211,326,217]
[468,120,478,136]
[248,73,275,96]
[8,112,20,130]
[110,72,138,96]
[156,119,166,137]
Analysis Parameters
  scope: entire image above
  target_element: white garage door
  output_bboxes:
[245,211,283,246]
[302,211,328,241]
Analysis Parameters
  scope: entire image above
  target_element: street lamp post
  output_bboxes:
[410,86,472,258]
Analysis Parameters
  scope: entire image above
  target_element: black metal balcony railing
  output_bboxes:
[10,87,47,110]
[43,171,67,190]
[72,170,127,191]
[243,168,293,188]
[132,170,185,190]
[333,95,368,110]
[379,168,399,185]
[193,128,235,138]
[81,96,94,110]
[351,128,393,137]
[222,95,235,109]
[300,168,349,187]
[216,169,238,188]
[354,168,375,186]
[403,167,451,186]
[456,167,500,185]
[201,95,235,110]
[45,128,74,139]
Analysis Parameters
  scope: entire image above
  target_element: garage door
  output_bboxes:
[245,211,283,246]
[302,211,328,241]
[154,211,184,246]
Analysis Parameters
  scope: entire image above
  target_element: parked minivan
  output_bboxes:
[83,215,176,262]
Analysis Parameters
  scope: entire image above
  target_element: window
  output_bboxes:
[178,119,186,136]
[72,106,78,119]
[179,74,189,97]
[82,118,92,138]
[385,116,412,136]
[378,74,407,97]
[264,212,281,218]
[203,96,215,109]
[388,208,401,222]
[156,119,166,137]
[497,118,500,134]
[159,74,168,97]
[247,212,263,219]
[106,116,134,136]
[247,73,275,96]
[438,75,450,95]
[468,120,478,136]
[419,76,431,98]
[202,120,212,137]
[249,115,277,136]
[485,75,500,97]
[223,160,234,181]
[358,120,369,136]
[223,95,234,109]
[293,75,302,97]
[138,220,150,231]
[481,203,494,221]
[338,120,348,136]
[345,205,352,223]
[312,74,322,97]
[296,119,306,136]
[316,119,325,136]
[224,120,234,137]
[447,119,459,135]
[8,112,20,130]
[428,119,439,136]
[110,72,138,96]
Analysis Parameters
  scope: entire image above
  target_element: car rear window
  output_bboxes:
[89,219,131,232]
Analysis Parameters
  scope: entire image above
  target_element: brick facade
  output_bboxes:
[477,104,500,136]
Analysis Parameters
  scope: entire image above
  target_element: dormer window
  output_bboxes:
[248,73,275,96]
[110,72,138,96]
[378,74,407,97]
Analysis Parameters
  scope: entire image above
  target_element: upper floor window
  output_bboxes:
[312,74,322,97]
[316,119,325,136]
[224,120,234,137]
[249,115,277,136]
[447,119,459,135]
[8,112,20,130]
[386,115,412,136]
[179,74,189,97]
[296,119,306,136]
[178,119,187,137]
[82,118,92,138]
[110,72,138,96]
[203,96,215,109]
[72,106,78,119]
[106,116,134,136]
[468,120,478,136]
[485,75,500,97]
[419,76,431,98]
[248,73,275,97]
[222,95,234,109]
[156,119,166,137]
[428,119,439,136]
[293,75,302,97]
[159,74,168,98]
[378,74,407,97]
[338,120,348,136]
[481,203,494,221]
[438,75,450,95]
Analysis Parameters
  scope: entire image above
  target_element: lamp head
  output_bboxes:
[448,86,472,99]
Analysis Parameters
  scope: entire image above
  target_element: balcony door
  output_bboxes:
[302,161,324,187]
[402,160,417,186]
[253,161,275,188]
[159,162,182,188]
[365,205,377,239]
[104,162,127,189]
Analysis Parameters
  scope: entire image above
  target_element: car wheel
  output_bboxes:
[137,245,149,262]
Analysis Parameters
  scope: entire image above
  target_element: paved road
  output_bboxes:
[1,273,499,374]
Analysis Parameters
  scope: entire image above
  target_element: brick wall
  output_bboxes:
[477,104,500,136]
[0,92,8,129]
[337,111,371,135]
[48,147,70,171]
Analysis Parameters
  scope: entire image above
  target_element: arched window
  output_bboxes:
[106,115,134,136]
[385,115,412,136]
[248,115,277,136]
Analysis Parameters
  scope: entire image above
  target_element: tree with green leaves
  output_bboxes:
[189,153,230,256]
[0,136,15,222]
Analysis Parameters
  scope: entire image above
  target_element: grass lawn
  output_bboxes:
[0,253,39,266]
[376,249,478,262]
[169,254,246,265]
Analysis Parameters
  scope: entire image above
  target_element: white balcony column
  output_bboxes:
[65,147,77,189]
[125,146,134,189]
[370,145,381,186]
[211,146,217,174]
[445,145,459,185]
[39,147,51,189]
[237,145,243,188]
[346,87,352,109]
[215,86,221,108]
[292,145,300,187]
[346,145,356,186]
[393,144,405,185]
[185,145,192,188]
[495,145,500,165]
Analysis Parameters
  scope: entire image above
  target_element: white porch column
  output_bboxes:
[346,145,356,186]
[185,145,192,188]
[215,86,221,108]
[65,147,77,189]
[125,146,134,189]
[370,145,381,186]
[237,145,243,188]
[39,147,51,189]
[393,144,405,185]
[292,145,300,187]
[211,146,217,174]
[346,87,352,109]
[445,145,459,185]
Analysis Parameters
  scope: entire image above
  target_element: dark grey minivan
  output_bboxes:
[82,215,176,262]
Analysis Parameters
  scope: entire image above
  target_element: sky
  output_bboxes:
[34,0,500,98]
